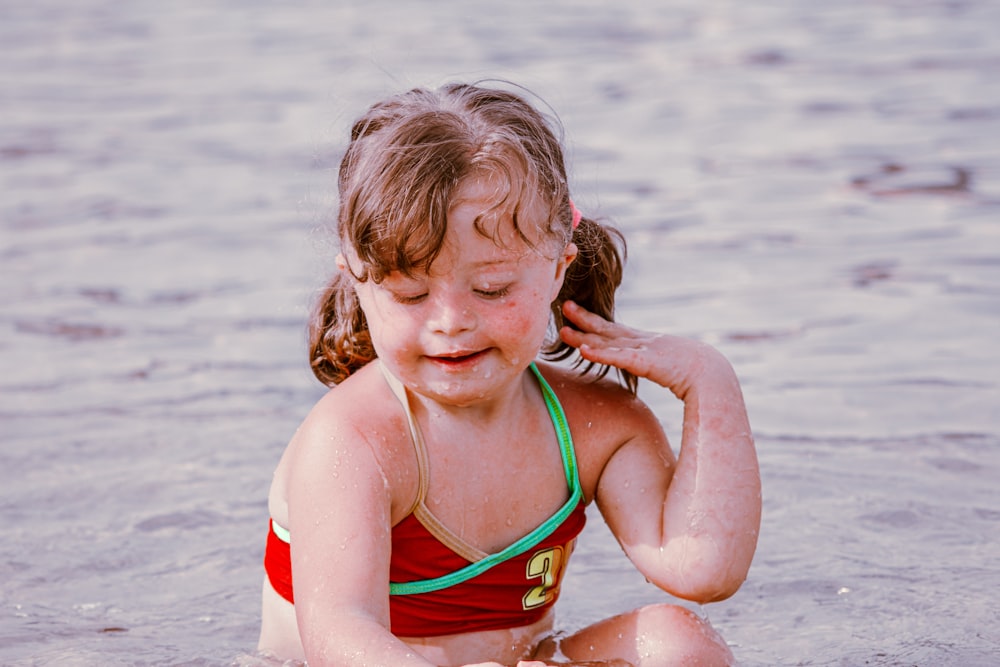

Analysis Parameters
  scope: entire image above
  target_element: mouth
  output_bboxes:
[427,349,489,366]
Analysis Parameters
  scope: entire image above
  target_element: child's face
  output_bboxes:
[345,173,577,407]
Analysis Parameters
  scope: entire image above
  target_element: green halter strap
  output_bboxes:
[389,363,582,596]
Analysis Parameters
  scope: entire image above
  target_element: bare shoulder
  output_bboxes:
[535,362,667,500]
[535,361,634,407]
[296,362,404,445]
[268,362,420,526]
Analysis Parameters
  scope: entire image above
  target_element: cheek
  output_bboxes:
[493,291,551,340]
[356,288,411,350]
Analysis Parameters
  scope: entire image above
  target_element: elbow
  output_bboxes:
[661,570,747,604]
[691,577,747,603]
[647,540,753,603]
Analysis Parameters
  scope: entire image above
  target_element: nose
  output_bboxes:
[426,291,476,335]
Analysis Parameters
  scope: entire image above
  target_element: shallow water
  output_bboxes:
[2,1,998,665]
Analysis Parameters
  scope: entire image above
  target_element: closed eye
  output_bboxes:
[475,285,511,299]
[391,292,428,305]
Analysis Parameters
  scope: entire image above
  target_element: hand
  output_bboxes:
[518,661,632,666]
[461,660,582,666]
[560,300,729,400]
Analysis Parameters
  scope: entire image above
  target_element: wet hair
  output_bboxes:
[308,82,636,394]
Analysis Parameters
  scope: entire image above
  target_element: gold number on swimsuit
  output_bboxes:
[522,546,565,609]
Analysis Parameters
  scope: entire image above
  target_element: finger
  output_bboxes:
[559,323,644,353]
[561,300,632,338]
[559,325,633,354]
[576,340,655,378]
[558,325,592,349]
[559,326,641,349]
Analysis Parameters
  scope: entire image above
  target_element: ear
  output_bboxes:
[335,252,360,285]
[550,242,578,301]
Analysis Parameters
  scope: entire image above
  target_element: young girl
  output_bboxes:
[258,82,761,667]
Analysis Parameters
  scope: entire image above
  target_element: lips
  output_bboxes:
[427,349,488,365]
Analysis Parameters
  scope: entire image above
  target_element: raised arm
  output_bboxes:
[560,301,761,602]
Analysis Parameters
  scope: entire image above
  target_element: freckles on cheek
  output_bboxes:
[496,297,548,339]
[503,316,533,338]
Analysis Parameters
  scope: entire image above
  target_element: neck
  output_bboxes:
[410,366,537,425]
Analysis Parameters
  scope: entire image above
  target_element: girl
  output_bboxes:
[259,82,760,667]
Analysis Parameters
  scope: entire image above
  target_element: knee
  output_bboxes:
[633,603,734,667]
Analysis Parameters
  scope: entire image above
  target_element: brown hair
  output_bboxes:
[308,82,636,394]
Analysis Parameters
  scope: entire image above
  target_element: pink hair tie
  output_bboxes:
[569,199,582,229]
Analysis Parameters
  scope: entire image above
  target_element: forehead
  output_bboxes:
[343,166,560,283]
[448,171,551,246]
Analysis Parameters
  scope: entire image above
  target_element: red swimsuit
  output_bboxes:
[263,362,586,637]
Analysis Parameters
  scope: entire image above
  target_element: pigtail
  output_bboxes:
[545,214,639,395]
[308,271,375,386]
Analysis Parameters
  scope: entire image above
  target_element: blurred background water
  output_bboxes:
[2,1,998,665]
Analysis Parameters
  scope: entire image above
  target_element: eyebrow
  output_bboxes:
[469,258,519,268]
[417,255,522,275]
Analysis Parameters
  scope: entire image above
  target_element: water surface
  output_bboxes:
[2,1,998,665]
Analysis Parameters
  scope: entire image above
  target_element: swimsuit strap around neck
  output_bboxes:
[378,360,583,596]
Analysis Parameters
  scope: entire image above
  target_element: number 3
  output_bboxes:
[522,546,566,609]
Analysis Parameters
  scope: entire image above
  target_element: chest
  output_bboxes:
[417,410,571,555]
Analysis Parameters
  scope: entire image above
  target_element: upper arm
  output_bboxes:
[285,401,396,646]
[592,400,678,576]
